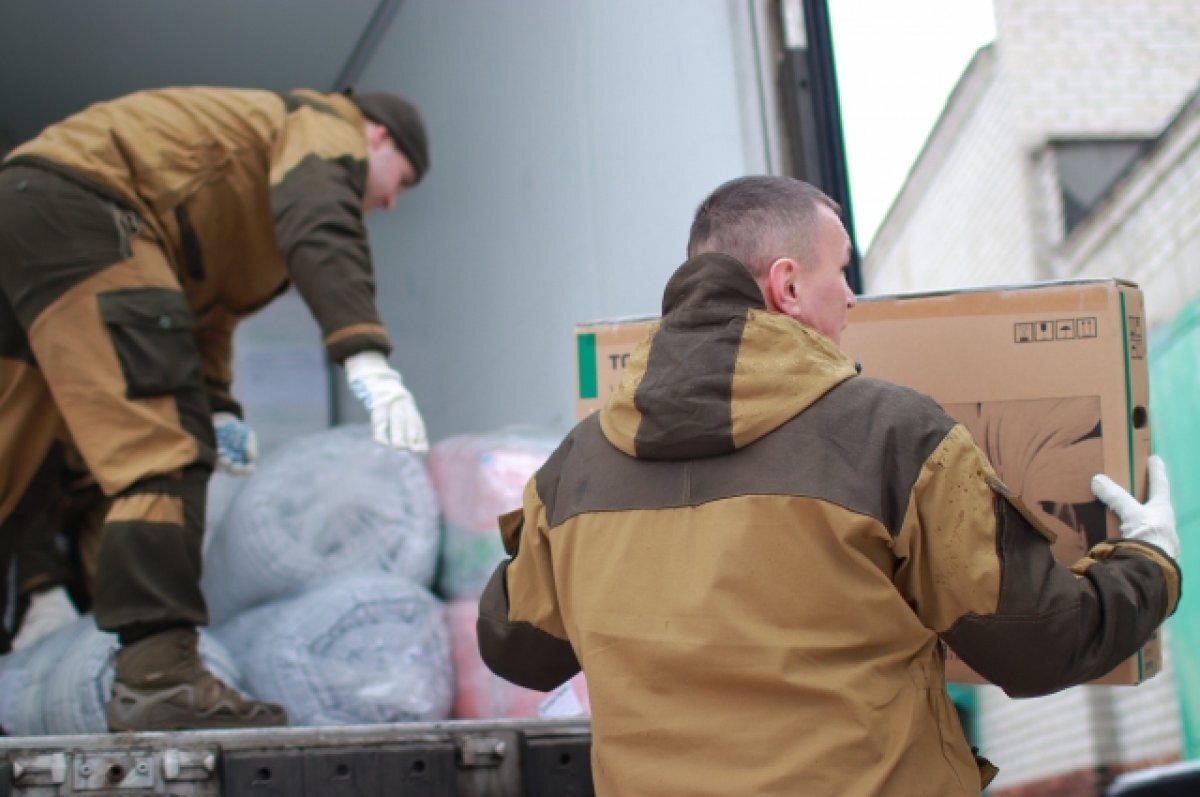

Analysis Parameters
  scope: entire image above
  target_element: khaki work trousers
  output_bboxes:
[0,165,214,647]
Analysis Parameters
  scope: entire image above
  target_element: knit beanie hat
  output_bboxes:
[348,90,429,182]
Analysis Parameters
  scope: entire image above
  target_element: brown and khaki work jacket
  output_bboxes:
[478,253,1180,796]
[3,86,389,413]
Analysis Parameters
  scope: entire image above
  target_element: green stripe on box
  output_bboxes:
[577,333,598,399]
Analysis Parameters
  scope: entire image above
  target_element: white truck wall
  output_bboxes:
[341,0,774,442]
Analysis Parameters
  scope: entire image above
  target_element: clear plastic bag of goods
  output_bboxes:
[426,428,558,600]
[212,573,453,727]
[446,598,589,720]
[0,616,241,735]
[202,424,440,624]
[203,470,246,558]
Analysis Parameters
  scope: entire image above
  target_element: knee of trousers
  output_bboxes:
[103,465,209,542]
[92,466,210,632]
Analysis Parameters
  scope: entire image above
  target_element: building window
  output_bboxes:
[1053,139,1150,236]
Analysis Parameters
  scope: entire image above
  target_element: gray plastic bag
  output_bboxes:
[202,425,440,624]
[0,616,240,735]
[213,573,452,727]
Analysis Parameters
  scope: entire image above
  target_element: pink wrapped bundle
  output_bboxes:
[446,599,589,719]
[427,431,556,531]
[427,430,558,599]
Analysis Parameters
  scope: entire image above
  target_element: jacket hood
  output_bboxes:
[600,252,857,460]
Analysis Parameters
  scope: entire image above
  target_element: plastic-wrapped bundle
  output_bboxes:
[446,599,589,719]
[203,470,246,558]
[0,616,240,735]
[426,428,558,599]
[213,573,452,727]
[202,425,440,624]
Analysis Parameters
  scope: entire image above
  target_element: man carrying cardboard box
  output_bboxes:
[477,176,1180,796]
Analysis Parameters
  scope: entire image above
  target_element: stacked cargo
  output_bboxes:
[201,424,442,626]
[0,423,589,734]
[0,618,240,735]
[428,429,590,720]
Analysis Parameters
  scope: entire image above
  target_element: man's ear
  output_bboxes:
[364,121,388,148]
[763,257,801,315]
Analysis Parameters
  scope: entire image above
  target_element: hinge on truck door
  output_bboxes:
[73,751,156,790]
[161,748,218,782]
[8,749,207,793]
[458,736,506,768]
[10,752,68,788]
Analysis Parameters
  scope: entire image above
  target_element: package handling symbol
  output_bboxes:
[1016,319,1098,342]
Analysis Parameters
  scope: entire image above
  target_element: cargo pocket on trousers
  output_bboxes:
[98,288,201,398]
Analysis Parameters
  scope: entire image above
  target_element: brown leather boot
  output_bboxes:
[106,627,288,732]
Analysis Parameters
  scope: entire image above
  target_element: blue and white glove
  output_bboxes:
[344,351,429,454]
[213,411,258,475]
[1091,455,1179,560]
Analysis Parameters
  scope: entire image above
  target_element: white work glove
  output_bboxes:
[12,585,79,650]
[213,411,258,476]
[1091,454,1179,560]
[344,351,429,454]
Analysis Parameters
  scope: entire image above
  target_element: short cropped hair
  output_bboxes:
[687,176,840,278]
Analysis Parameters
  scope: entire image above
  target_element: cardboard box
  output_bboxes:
[574,279,1159,685]
[840,278,1156,685]
[574,316,657,420]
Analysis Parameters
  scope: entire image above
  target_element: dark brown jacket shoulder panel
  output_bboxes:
[541,377,955,537]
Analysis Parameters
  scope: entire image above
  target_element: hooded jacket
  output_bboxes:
[3,87,388,412]
[478,253,1180,796]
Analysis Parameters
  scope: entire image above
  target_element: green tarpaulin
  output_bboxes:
[1149,296,1200,759]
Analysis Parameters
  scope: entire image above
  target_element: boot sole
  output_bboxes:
[106,683,288,732]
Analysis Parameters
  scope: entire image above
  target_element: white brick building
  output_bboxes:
[862,1,1200,794]
[866,0,1200,307]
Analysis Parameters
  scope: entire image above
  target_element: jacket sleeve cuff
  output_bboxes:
[326,324,392,364]
[476,561,581,691]
[1073,539,1182,618]
[205,379,244,419]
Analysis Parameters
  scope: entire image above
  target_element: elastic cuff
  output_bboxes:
[18,575,61,597]
[1083,539,1182,617]
[118,622,195,646]
[206,382,244,418]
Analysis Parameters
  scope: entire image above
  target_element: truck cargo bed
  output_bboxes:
[0,717,593,796]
